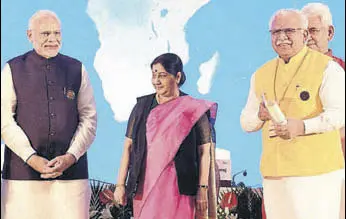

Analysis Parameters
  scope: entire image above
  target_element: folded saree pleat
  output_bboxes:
[133,96,218,219]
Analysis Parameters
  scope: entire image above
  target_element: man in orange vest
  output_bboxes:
[302,3,345,70]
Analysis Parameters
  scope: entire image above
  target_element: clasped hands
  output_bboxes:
[258,102,305,139]
[26,153,76,179]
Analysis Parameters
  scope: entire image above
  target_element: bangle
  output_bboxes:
[116,184,125,188]
[197,185,208,189]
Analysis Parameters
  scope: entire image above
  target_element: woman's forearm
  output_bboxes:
[198,143,211,186]
[117,137,132,185]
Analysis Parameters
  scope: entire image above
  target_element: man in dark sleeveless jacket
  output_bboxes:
[1,10,97,219]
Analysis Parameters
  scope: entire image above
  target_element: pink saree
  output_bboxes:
[132,95,218,219]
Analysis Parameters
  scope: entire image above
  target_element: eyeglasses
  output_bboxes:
[269,28,304,36]
[307,28,322,35]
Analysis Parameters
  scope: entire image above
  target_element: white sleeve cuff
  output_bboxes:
[23,149,37,163]
[303,118,321,135]
[240,108,264,132]
[67,147,83,161]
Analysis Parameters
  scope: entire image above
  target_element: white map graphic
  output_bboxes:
[198,52,219,94]
[87,0,218,122]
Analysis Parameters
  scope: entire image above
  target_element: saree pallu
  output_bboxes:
[133,96,218,219]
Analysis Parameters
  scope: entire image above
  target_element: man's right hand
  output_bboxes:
[26,154,62,178]
[26,154,50,173]
[258,102,271,121]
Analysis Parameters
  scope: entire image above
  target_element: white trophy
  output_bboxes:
[262,93,287,125]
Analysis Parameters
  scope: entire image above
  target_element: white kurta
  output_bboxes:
[1,179,91,219]
[1,62,97,219]
[263,169,344,219]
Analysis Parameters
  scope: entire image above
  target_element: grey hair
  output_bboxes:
[28,10,61,30]
[301,3,333,26]
[269,9,308,30]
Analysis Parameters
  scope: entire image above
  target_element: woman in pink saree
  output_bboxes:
[113,53,218,219]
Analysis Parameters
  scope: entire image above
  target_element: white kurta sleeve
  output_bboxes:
[67,64,97,161]
[240,73,265,132]
[303,60,345,134]
[1,63,36,162]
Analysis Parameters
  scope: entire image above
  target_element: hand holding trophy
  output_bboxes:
[261,93,287,138]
